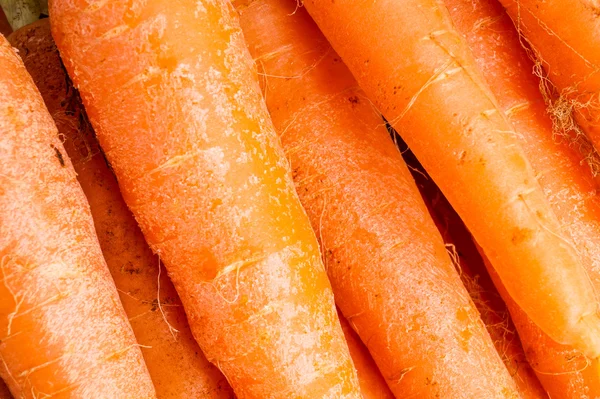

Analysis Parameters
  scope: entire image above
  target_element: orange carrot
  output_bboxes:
[497,0,600,153]
[49,1,360,397]
[444,0,600,395]
[338,311,394,399]
[234,0,520,397]
[302,0,600,359]
[406,147,547,398]
[0,34,155,398]
[8,19,235,399]
[485,255,600,399]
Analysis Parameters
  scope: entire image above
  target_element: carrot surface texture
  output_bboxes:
[405,146,547,399]
[444,0,600,395]
[0,35,155,398]
[302,0,600,360]
[235,0,520,397]
[338,311,394,399]
[8,19,235,399]
[49,0,361,398]
[497,0,600,155]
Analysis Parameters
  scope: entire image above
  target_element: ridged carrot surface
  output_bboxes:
[235,0,520,397]
[49,0,360,397]
[8,19,235,399]
[302,0,600,360]
[406,147,547,398]
[0,34,155,399]
[445,0,600,396]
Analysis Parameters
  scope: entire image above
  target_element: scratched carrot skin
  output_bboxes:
[407,145,547,398]
[8,19,235,399]
[49,0,361,398]
[0,35,156,399]
[445,0,600,395]
[302,0,600,360]
[235,0,522,397]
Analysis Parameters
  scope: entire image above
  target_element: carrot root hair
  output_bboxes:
[507,5,600,176]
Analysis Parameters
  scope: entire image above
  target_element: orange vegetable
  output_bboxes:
[338,311,394,399]
[444,0,600,394]
[8,19,234,399]
[49,1,360,397]
[0,34,155,398]
[497,0,600,153]
[407,147,547,398]
[235,0,520,397]
[302,0,600,360]
[485,256,600,399]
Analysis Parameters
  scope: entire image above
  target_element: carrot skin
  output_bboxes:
[497,0,600,152]
[301,0,600,359]
[338,311,394,399]
[407,148,547,398]
[235,0,521,397]
[484,255,600,399]
[49,1,361,397]
[443,0,600,396]
[0,35,155,399]
[8,19,235,399]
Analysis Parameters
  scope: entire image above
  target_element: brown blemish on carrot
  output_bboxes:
[51,144,65,167]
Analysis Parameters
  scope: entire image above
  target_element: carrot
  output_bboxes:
[8,19,235,399]
[0,34,155,398]
[302,0,600,359]
[403,146,546,398]
[338,311,394,399]
[497,0,600,154]
[234,0,520,397]
[484,255,600,399]
[442,0,600,396]
[49,1,360,397]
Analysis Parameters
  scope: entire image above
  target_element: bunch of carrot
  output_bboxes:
[0,0,599,397]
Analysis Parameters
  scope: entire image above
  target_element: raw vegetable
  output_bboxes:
[49,0,361,397]
[8,19,235,399]
[302,0,600,360]
[444,0,600,396]
[235,0,521,397]
[498,0,600,156]
[0,34,155,399]
[338,311,394,399]
[405,145,547,398]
